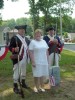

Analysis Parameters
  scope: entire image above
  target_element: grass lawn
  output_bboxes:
[0,50,75,100]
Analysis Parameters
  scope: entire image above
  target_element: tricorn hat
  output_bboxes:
[46,26,55,32]
[15,25,27,30]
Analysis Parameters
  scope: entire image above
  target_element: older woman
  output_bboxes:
[29,29,49,93]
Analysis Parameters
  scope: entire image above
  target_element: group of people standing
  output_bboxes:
[9,25,63,94]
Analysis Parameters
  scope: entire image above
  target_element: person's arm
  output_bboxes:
[9,36,19,53]
[56,36,64,53]
[46,50,49,64]
[29,50,35,67]
[25,37,30,46]
[43,36,50,46]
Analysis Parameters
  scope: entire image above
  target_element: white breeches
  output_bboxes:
[49,53,59,67]
[44,53,59,81]
[13,57,27,83]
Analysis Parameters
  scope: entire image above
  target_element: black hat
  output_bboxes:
[15,25,27,30]
[46,27,55,32]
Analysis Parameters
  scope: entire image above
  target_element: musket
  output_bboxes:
[16,37,24,98]
[18,54,24,98]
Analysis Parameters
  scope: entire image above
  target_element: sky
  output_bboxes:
[0,0,30,20]
[0,0,75,20]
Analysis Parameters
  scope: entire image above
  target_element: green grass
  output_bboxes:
[0,51,32,77]
[0,50,75,100]
[60,50,75,78]
[0,52,12,77]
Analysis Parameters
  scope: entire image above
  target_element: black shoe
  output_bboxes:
[21,79,30,89]
[13,87,20,94]
[13,83,20,94]
[22,83,30,89]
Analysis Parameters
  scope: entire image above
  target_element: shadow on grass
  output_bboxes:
[0,73,75,100]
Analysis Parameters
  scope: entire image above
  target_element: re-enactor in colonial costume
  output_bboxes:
[9,25,30,94]
[43,27,63,86]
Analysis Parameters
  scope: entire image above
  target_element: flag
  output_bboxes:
[50,75,55,86]
[0,46,9,61]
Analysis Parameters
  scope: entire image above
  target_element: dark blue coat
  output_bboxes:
[43,35,63,55]
[9,36,30,65]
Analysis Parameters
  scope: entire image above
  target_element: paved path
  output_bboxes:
[64,43,75,51]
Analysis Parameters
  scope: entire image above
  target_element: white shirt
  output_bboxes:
[29,39,49,65]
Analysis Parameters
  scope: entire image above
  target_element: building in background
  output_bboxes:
[0,26,18,45]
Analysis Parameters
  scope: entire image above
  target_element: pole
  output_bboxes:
[18,55,24,98]
[59,0,62,40]
[16,38,24,98]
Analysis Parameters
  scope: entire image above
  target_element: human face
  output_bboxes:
[48,30,55,37]
[18,29,25,37]
[34,32,41,41]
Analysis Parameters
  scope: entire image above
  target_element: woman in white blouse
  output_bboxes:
[29,29,49,93]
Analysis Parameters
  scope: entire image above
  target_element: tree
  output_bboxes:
[62,15,72,32]
[16,17,28,25]
[0,0,18,9]
[71,18,75,33]
[2,19,16,29]
[28,0,40,32]
[28,0,75,33]
[16,17,33,35]
[6,19,16,29]
[0,0,75,33]
[0,0,4,25]
[0,0,4,9]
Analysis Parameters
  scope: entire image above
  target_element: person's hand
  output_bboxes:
[15,47,19,52]
[49,40,53,44]
[53,39,58,44]
[32,62,36,67]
